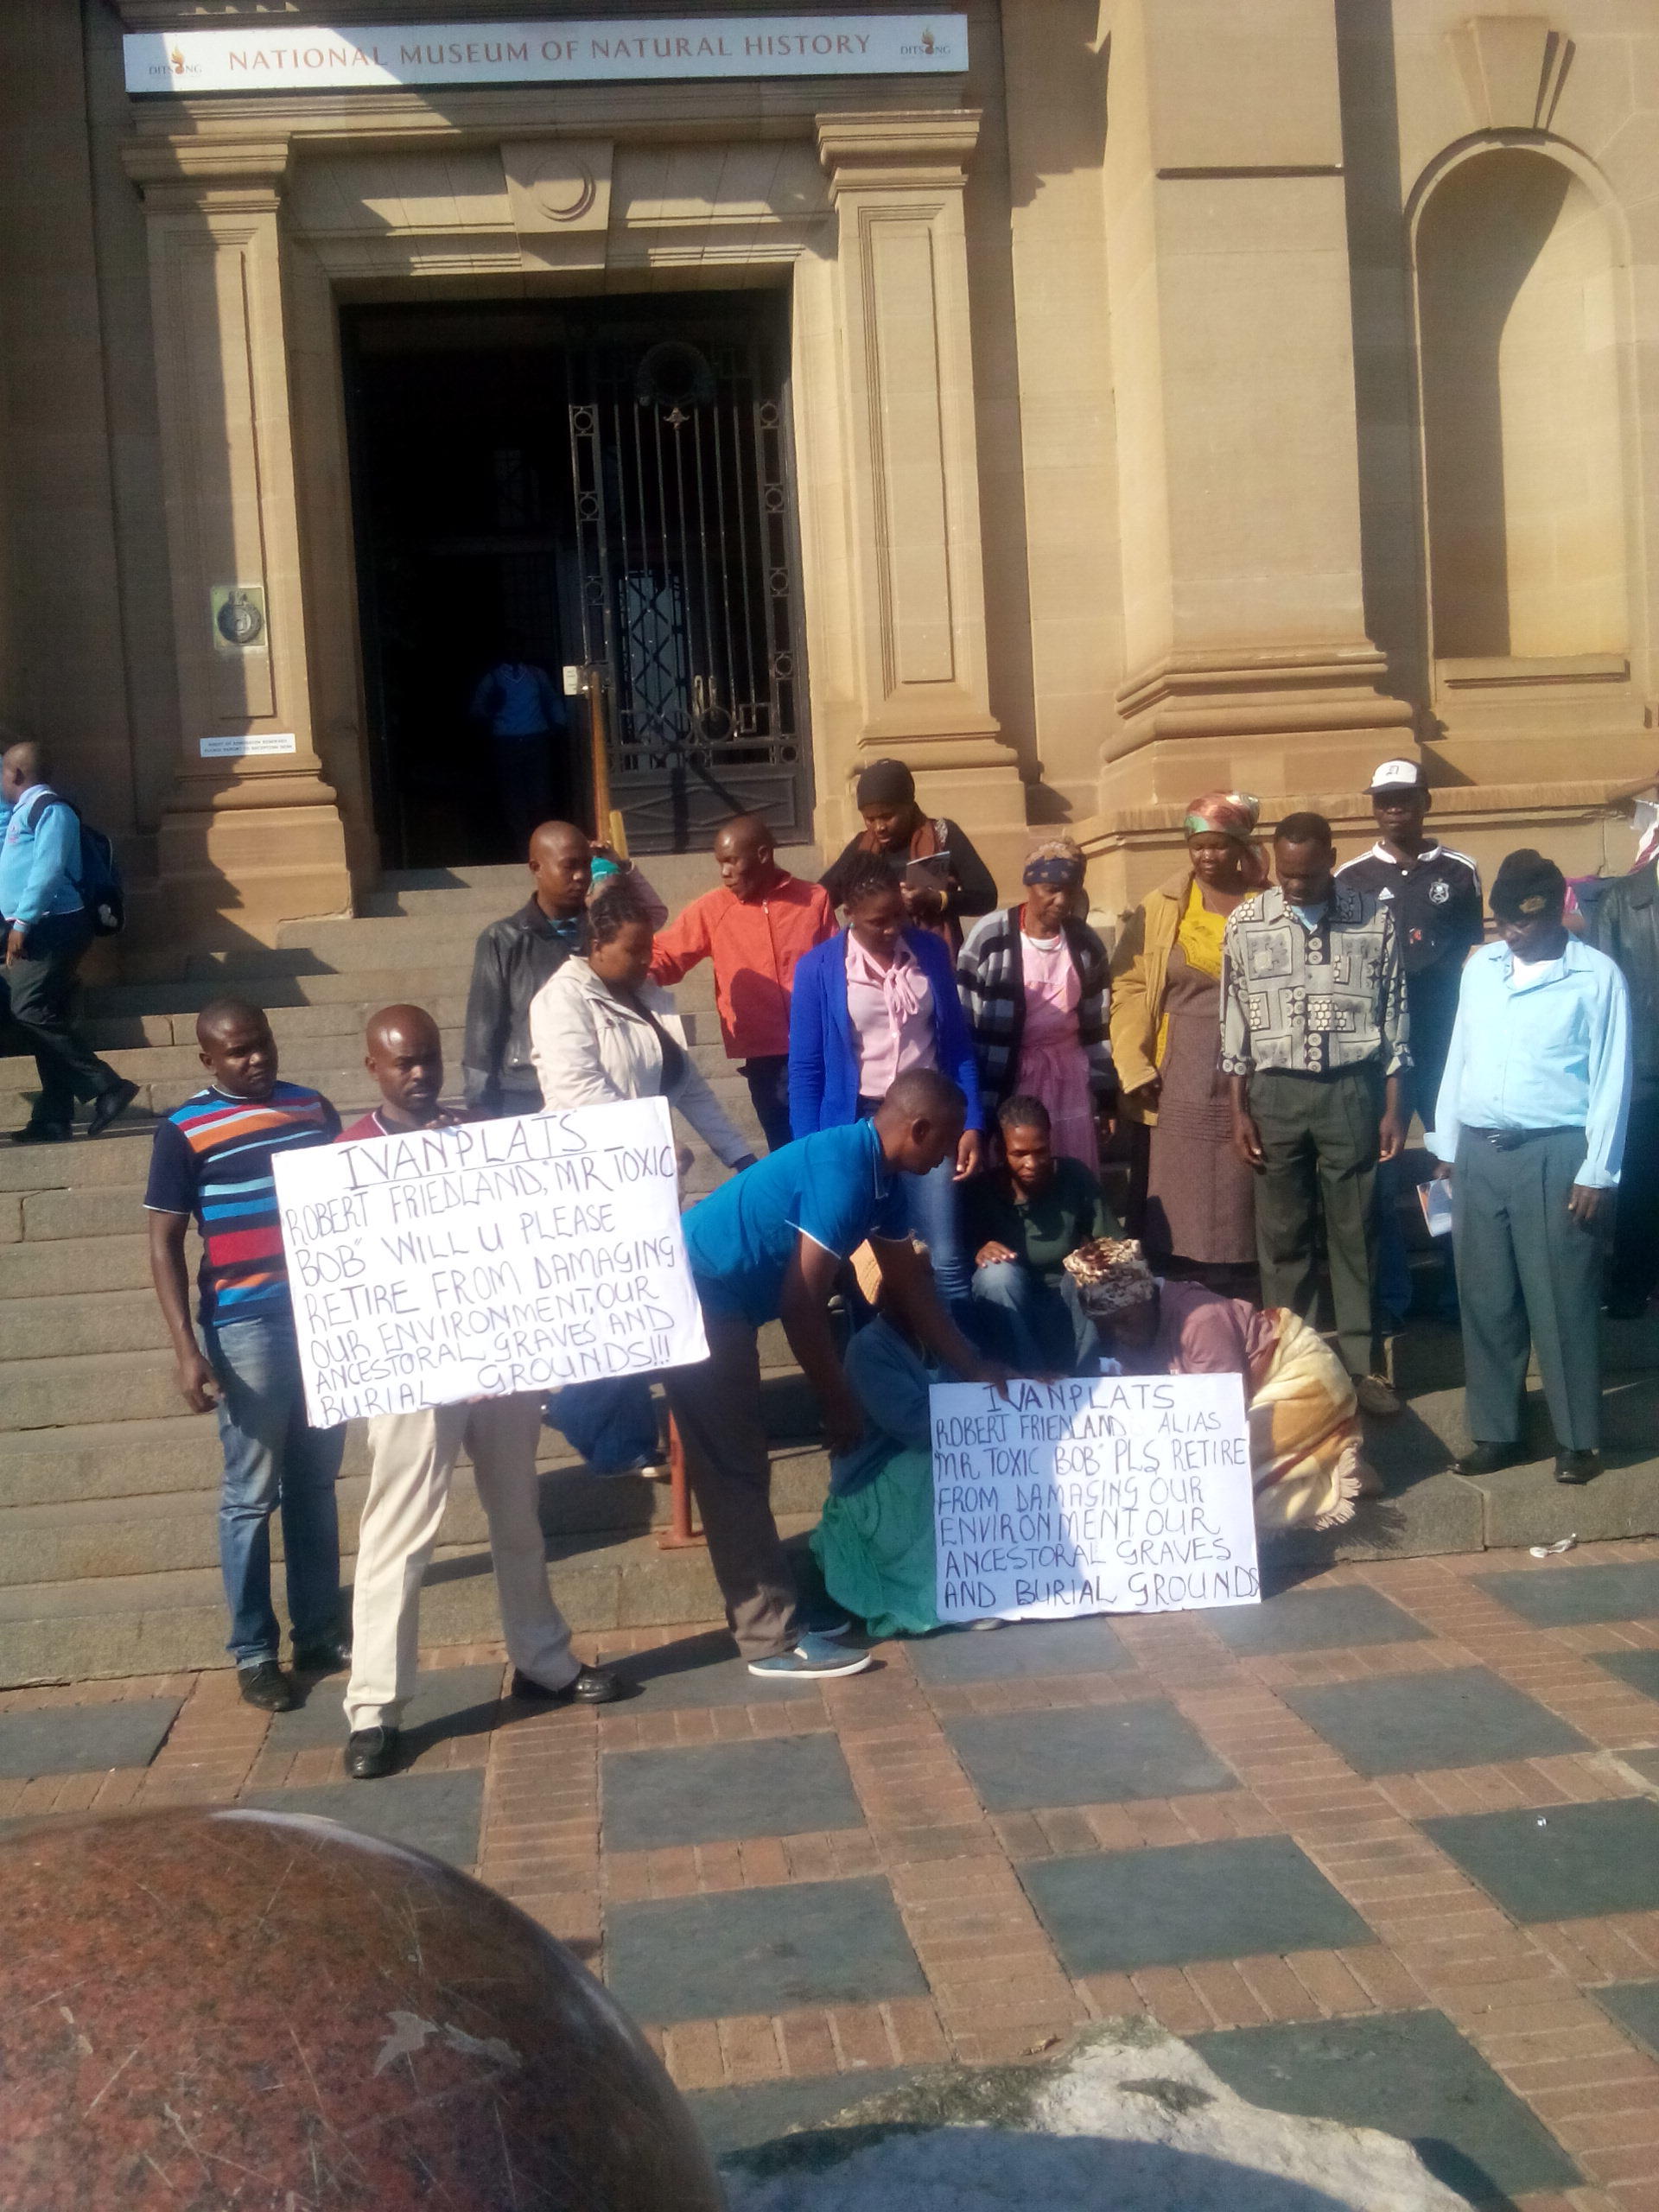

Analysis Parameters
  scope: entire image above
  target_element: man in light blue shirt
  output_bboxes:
[1429,849,1630,1484]
[468,638,567,854]
[0,741,136,1143]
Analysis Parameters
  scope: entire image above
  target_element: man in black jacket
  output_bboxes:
[462,820,593,1116]
[1590,842,1659,1317]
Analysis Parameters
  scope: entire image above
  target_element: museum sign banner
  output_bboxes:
[124,14,968,94]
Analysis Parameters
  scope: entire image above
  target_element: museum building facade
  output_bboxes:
[0,0,1656,963]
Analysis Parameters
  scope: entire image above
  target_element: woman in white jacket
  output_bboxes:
[529,881,756,1172]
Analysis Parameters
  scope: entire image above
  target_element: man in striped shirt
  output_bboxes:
[145,999,345,1711]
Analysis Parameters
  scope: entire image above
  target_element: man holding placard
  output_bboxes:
[336,1006,622,1782]
[673,1066,1013,1678]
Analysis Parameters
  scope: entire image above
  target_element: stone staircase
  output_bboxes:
[0,851,827,1685]
[3,846,1656,1684]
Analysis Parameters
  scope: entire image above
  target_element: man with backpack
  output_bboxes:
[0,740,137,1143]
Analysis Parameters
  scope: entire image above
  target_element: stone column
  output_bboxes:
[1099,0,1412,817]
[816,110,1022,842]
[120,137,349,952]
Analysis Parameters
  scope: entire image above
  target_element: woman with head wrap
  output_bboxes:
[1109,791,1267,1287]
[820,757,998,951]
[1063,1237,1379,1531]
[957,836,1116,1177]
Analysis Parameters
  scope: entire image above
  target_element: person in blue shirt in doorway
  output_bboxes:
[669,1066,1013,1680]
[1429,849,1632,1487]
[468,635,568,855]
[0,741,137,1143]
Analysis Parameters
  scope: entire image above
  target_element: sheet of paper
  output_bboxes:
[931,1373,1259,1622]
[273,1095,708,1427]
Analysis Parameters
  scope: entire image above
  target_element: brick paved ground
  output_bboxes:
[9,1543,1659,2207]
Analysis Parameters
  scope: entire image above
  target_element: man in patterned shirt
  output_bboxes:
[145,999,345,1711]
[1223,811,1411,1419]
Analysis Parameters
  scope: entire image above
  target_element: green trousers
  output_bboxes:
[1249,1065,1381,1378]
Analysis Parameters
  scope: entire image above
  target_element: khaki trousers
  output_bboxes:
[664,1312,799,1660]
[344,1393,576,1732]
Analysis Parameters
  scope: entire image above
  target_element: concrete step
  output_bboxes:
[0,1232,156,1299]
[6,1336,815,1433]
[0,1511,823,1686]
[0,1441,831,1588]
[0,1125,155,1193]
[86,966,474,1017]
[357,846,818,918]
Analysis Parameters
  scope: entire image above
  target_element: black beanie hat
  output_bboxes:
[855,757,916,809]
[1490,848,1566,919]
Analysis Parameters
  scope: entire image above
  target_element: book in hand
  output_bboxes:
[905,851,952,890]
[1418,1179,1454,1237]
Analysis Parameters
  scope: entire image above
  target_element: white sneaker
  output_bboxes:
[747,1633,874,1680]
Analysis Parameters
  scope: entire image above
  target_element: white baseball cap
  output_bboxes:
[1366,758,1428,796]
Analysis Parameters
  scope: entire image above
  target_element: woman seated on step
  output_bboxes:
[809,1244,968,1641]
[1062,1237,1382,1533]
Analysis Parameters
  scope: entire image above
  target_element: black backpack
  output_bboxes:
[17,789,124,936]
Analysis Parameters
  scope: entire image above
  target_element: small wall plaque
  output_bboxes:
[200,732,297,759]
[210,583,268,654]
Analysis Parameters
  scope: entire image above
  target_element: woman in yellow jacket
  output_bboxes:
[1109,792,1266,1289]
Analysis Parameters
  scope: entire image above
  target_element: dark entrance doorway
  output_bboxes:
[342,291,810,869]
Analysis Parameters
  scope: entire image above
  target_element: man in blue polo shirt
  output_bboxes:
[671,1066,1012,1679]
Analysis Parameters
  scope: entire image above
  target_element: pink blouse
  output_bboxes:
[845,933,936,1099]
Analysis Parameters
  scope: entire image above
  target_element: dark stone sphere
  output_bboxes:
[0,1806,723,2211]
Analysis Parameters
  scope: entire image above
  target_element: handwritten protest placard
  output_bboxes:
[931,1373,1259,1622]
[272,1096,708,1427]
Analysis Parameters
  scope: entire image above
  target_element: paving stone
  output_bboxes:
[1207,1586,1431,1657]
[0,1696,181,1779]
[1020,1834,1369,1976]
[606,1875,926,2024]
[906,1618,1132,1683]
[241,1770,484,1871]
[264,1663,502,1752]
[598,1630,820,1710]
[1473,1559,1659,1628]
[1423,1796,1659,1922]
[602,1736,863,1851]
[1281,1665,1587,1776]
[1194,2009,1580,2201]
[689,2069,930,2157]
[944,1698,1233,1812]
[1590,1645,1659,1703]
[1594,1980,1659,2061]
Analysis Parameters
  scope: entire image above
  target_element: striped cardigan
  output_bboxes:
[956,907,1116,1111]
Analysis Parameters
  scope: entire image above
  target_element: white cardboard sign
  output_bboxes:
[931,1373,1260,1623]
[124,16,966,95]
[273,1096,708,1427]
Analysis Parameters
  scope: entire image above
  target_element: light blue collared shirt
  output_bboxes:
[0,785,83,927]
[1428,938,1632,1188]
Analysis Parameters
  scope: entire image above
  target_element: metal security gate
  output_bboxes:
[569,327,808,851]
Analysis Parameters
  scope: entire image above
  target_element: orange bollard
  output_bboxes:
[656,1412,706,1549]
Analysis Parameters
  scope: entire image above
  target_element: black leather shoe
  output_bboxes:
[346,1726,399,1780]
[1453,1442,1522,1478]
[512,1664,626,1707]
[238,1660,296,1712]
[293,1639,350,1675]
[12,1121,70,1146]
[88,1078,140,1136]
[1555,1451,1601,1485]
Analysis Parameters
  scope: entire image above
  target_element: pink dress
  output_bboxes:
[1014,929,1098,1173]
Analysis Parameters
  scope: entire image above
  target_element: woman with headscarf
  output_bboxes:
[1063,1236,1380,1532]
[820,757,998,951]
[1109,791,1267,1285]
[957,836,1116,1175]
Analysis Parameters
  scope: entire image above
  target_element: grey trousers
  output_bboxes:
[1452,1127,1602,1452]
[664,1311,799,1659]
[1249,1065,1381,1378]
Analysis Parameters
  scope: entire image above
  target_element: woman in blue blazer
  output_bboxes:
[789,855,984,1306]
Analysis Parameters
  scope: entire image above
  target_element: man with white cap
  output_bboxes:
[1338,760,1483,1326]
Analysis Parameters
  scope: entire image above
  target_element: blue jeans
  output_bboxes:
[855,1096,972,1307]
[204,1311,344,1666]
[970,1261,1096,1374]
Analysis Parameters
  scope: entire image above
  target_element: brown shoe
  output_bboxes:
[1354,1374,1402,1420]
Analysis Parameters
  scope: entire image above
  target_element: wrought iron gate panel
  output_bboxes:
[569,333,808,852]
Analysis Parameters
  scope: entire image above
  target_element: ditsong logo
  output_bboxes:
[899,22,952,59]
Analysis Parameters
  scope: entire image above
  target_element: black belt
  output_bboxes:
[1465,1125,1582,1152]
